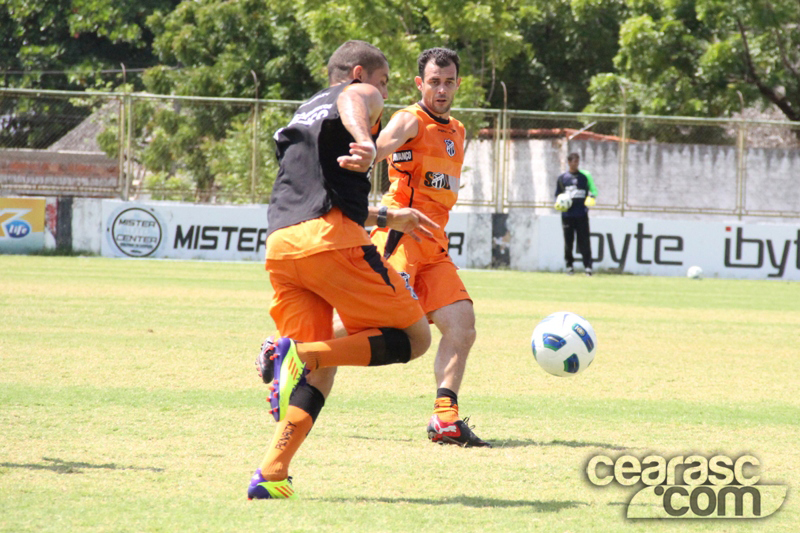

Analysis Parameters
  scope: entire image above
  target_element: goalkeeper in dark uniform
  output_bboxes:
[554,152,598,276]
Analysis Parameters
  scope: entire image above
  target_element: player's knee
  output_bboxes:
[437,310,476,350]
[461,325,477,350]
[403,318,431,360]
[408,328,431,360]
[441,324,476,355]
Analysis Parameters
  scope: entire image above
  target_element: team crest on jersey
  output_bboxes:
[424,171,452,190]
[444,138,456,157]
[392,150,413,162]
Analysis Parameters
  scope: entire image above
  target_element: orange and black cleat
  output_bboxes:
[427,415,492,448]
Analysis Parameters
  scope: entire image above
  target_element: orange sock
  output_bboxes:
[296,328,379,370]
[433,397,459,424]
[260,405,314,481]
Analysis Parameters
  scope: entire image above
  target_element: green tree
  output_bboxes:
[491,0,625,111]
[134,0,316,200]
[292,0,492,109]
[136,0,528,199]
[146,0,316,99]
[1,0,179,89]
[586,0,800,125]
[0,0,179,148]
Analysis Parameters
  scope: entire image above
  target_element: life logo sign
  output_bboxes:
[0,198,45,251]
[107,206,164,257]
[586,453,788,519]
[0,208,32,239]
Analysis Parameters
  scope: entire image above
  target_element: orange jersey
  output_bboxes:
[383,104,465,251]
[266,208,371,260]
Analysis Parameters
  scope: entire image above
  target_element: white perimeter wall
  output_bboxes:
[504,213,800,280]
[62,199,800,281]
[458,137,800,220]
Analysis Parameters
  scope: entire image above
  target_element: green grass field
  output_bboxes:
[1,255,798,532]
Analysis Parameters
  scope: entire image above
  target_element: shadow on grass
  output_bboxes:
[315,495,587,511]
[0,457,164,474]
[347,435,629,450]
[348,435,414,443]
[492,438,628,450]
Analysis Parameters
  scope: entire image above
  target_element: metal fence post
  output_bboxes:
[499,108,510,213]
[251,99,260,204]
[618,113,629,217]
[123,93,134,201]
[736,119,747,220]
[118,96,127,200]
[496,82,508,213]
[491,112,501,212]
[251,71,260,204]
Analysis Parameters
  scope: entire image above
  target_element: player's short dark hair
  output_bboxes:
[567,152,580,163]
[418,47,460,79]
[327,40,389,85]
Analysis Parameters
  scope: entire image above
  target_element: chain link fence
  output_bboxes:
[2,88,799,220]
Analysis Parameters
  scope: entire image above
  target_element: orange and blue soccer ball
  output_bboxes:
[531,311,597,377]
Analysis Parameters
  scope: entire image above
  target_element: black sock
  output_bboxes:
[289,383,326,423]
[436,387,458,405]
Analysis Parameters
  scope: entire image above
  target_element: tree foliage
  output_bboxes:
[130,0,515,198]
[0,0,179,148]
[134,1,315,200]
[1,0,179,89]
[5,0,800,195]
[585,0,800,125]
[490,0,625,111]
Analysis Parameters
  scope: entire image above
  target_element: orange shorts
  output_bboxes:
[370,228,471,316]
[266,244,425,342]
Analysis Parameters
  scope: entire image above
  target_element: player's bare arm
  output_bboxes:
[375,111,419,162]
[337,83,384,173]
[365,206,439,242]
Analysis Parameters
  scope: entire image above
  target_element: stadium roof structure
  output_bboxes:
[47,102,115,153]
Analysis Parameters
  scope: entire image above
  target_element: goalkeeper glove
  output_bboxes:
[585,196,596,207]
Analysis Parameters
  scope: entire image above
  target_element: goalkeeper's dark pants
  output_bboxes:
[562,215,593,269]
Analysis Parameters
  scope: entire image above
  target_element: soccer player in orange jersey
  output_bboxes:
[247,40,440,500]
[371,48,490,447]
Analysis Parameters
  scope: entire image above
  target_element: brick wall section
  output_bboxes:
[0,149,120,198]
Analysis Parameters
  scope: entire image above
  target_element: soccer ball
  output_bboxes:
[687,265,703,279]
[531,311,597,377]
[554,193,572,212]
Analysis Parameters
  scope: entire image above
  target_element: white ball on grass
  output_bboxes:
[687,265,703,279]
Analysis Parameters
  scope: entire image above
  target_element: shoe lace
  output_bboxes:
[460,416,481,438]
[459,416,491,447]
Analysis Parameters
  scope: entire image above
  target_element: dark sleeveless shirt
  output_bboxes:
[267,80,376,236]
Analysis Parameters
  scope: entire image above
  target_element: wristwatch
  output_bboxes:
[376,206,388,228]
